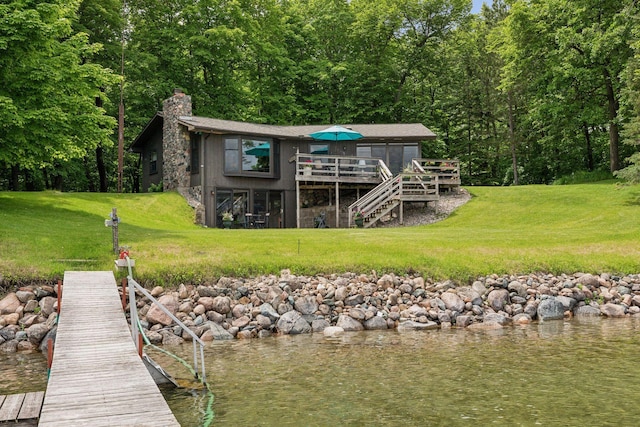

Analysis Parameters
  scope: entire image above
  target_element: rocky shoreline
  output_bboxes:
[1,270,640,352]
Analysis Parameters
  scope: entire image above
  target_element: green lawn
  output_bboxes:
[1,182,639,286]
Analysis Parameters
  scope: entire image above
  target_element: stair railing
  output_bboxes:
[124,257,206,383]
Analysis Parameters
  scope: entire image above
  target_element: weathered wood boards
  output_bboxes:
[0,391,44,422]
[38,271,179,427]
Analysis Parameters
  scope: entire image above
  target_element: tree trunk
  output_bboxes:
[10,165,19,190]
[508,90,519,185]
[603,67,620,172]
[582,122,594,171]
[96,145,108,192]
[94,95,108,192]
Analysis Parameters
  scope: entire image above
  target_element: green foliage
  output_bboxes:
[0,0,118,171]
[1,185,640,286]
[147,182,163,193]
[2,0,640,190]
[554,170,615,185]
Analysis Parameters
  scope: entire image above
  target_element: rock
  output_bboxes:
[3,313,19,325]
[212,296,232,314]
[150,286,164,297]
[349,307,366,320]
[483,313,510,326]
[276,311,311,334]
[39,328,57,353]
[455,315,473,327]
[259,303,280,322]
[178,301,193,314]
[336,314,364,331]
[17,341,36,351]
[26,323,49,344]
[576,273,600,287]
[507,281,528,298]
[600,303,626,317]
[24,300,39,313]
[512,313,532,324]
[467,322,503,331]
[145,330,163,344]
[0,293,21,315]
[294,296,318,315]
[312,319,330,332]
[556,296,577,311]
[232,316,251,328]
[159,330,184,345]
[204,322,234,340]
[178,284,189,299]
[574,306,601,317]
[441,292,465,312]
[397,320,438,331]
[0,340,18,353]
[487,289,509,311]
[146,294,178,326]
[323,326,344,337]
[335,286,349,301]
[363,316,388,330]
[457,287,483,305]
[16,290,36,303]
[39,297,57,317]
[537,298,565,321]
[197,296,214,310]
[231,304,246,318]
[256,314,272,328]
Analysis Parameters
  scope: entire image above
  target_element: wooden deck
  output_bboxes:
[0,392,44,425]
[38,271,179,427]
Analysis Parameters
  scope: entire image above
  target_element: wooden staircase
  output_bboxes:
[349,169,439,228]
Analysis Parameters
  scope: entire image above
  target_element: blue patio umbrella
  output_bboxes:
[309,125,363,141]
[245,142,271,157]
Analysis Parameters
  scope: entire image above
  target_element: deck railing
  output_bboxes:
[348,172,439,227]
[296,153,388,182]
[411,158,461,189]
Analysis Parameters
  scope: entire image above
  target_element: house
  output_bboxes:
[131,90,454,229]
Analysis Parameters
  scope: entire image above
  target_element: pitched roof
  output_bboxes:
[132,113,436,149]
[178,116,436,140]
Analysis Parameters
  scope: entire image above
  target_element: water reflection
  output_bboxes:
[3,319,640,426]
[156,318,640,426]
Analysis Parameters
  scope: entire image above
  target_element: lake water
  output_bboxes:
[3,318,640,426]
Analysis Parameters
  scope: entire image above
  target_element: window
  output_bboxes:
[190,134,200,174]
[356,143,420,174]
[310,143,329,155]
[242,139,271,173]
[224,138,240,173]
[224,136,275,177]
[150,150,158,174]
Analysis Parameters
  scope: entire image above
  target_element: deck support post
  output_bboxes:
[296,180,300,228]
[335,182,339,228]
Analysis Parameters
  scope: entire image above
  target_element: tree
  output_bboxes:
[0,0,117,189]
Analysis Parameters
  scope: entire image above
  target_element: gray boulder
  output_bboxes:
[537,298,565,321]
[276,311,311,334]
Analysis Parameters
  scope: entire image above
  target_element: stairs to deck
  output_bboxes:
[349,171,439,228]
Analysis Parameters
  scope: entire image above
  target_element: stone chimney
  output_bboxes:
[162,89,192,191]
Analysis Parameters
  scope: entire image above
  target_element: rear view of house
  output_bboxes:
[131,90,456,228]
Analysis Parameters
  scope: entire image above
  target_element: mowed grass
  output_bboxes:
[1,182,639,286]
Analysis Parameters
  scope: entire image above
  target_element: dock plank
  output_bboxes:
[39,271,179,427]
[0,393,24,422]
[17,391,44,420]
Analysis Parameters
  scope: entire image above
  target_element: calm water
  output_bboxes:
[3,318,640,426]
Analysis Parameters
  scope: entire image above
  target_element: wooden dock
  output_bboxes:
[38,271,179,427]
[0,391,44,425]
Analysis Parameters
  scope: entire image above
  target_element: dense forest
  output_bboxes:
[1,0,639,191]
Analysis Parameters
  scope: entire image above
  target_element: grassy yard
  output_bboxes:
[1,182,639,286]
